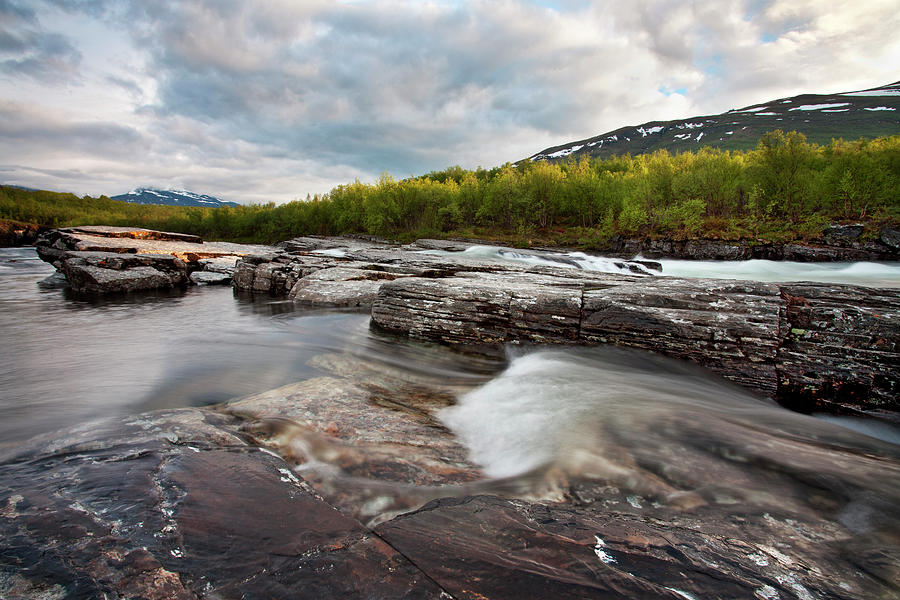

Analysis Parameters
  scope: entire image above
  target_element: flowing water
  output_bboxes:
[1,247,898,547]
[433,244,900,287]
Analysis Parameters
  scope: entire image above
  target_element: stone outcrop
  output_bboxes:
[0,219,43,247]
[58,250,190,293]
[605,234,899,261]
[34,226,267,294]
[373,271,899,412]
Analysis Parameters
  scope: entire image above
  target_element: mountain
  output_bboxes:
[111,188,239,208]
[528,81,900,162]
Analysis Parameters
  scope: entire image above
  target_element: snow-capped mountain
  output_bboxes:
[111,188,239,208]
[527,81,900,162]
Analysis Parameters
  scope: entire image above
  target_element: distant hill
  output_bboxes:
[112,188,239,208]
[528,81,900,162]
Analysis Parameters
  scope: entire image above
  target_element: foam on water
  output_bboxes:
[439,348,899,501]
[436,245,900,287]
[458,245,655,275]
[654,258,900,287]
[311,248,348,257]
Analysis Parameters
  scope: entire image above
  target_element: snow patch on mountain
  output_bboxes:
[789,103,850,111]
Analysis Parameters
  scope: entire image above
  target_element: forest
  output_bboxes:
[2,131,898,248]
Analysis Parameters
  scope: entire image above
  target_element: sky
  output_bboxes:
[1,0,898,204]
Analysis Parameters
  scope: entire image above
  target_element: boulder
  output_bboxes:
[60,251,188,294]
[34,227,272,294]
[189,270,231,285]
[882,226,900,251]
[824,223,866,242]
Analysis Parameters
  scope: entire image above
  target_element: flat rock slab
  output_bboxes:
[377,494,897,600]
[35,228,272,294]
[36,228,270,264]
[0,409,445,599]
[66,225,204,244]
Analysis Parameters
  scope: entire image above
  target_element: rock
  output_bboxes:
[34,228,271,294]
[66,225,204,244]
[376,492,897,600]
[683,239,752,260]
[606,236,899,261]
[60,251,188,294]
[372,271,900,411]
[824,223,866,242]
[0,219,43,247]
[0,409,446,599]
[197,256,239,274]
[778,283,900,411]
[882,226,900,250]
[288,267,407,307]
[189,270,231,285]
[581,277,782,394]
[2,346,898,598]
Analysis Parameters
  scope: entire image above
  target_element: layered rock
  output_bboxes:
[605,234,899,261]
[372,272,899,412]
[34,226,267,294]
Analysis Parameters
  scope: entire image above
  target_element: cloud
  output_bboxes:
[1,0,899,203]
[0,0,80,80]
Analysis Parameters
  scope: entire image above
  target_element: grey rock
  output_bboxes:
[197,256,239,274]
[288,267,406,307]
[881,226,900,250]
[34,228,272,294]
[0,409,445,599]
[824,223,866,241]
[60,251,188,294]
[372,270,900,411]
[189,270,231,285]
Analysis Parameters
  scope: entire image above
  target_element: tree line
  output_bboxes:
[2,131,898,247]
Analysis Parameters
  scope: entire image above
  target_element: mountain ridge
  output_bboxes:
[112,188,238,208]
[527,80,900,163]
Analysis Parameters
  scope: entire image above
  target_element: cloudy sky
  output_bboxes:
[1,0,898,204]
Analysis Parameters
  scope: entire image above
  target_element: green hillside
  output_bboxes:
[529,81,900,162]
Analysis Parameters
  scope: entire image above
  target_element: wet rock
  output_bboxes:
[682,239,752,260]
[226,371,482,499]
[606,236,899,261]
[376,493,897,600]
[581,277,783,394]
[778,283,900,412]
[288,267,406,307]
[0,409,446,599]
